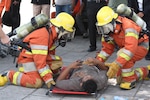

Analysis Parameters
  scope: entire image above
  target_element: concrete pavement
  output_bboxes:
[0,36,150,100]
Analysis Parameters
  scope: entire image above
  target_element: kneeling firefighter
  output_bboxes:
[0,12,75,88]
[95,6,150,90]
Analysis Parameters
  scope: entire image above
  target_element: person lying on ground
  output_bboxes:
[56,57,150,92]
[55,57,109,93]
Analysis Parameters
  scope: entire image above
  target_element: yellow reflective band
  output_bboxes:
[139,42,149,50]
[100,51,110,57]
[135,68,143,80]
[32,50,47,55]
[119,53,131,61]
[97,54,107,60]
[122,48,133,57]
[18,46,22,49]
[25,51,32,55]
[13,72,20,85]
[55,56,60,60]
[40,69,52,77]
[102,37,105,42]
[122,70,134,77]
[126,32,138,39]
[107,40,114,44]
[146,45,149,50]
[50,45,56,51]
[147,65,150,70]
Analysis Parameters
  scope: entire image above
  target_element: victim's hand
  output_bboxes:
[0,34,10,45]
[83,57,96,66]
[69,60,83,69]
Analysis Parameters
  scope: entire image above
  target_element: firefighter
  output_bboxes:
[95,6,150,90]
[0,12,75,88]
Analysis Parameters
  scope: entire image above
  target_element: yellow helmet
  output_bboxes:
[96,6,118,26]
[50,12,75,32]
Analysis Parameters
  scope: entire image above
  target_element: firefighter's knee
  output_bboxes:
[26,79,43,88]
[33,79,43,88]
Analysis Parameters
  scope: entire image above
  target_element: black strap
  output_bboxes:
[12,40,31,52]
[129,9,134,18]
[31,17,38,28]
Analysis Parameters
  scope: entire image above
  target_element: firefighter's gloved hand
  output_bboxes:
[105,62,120,78]
[46,80,56,88]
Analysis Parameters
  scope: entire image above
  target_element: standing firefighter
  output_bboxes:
[0,12,75,88]
[95,6,150,90]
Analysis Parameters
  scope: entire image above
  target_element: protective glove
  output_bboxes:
[46,80,56,88]
[105,62,120,78]
[51,60,63,70]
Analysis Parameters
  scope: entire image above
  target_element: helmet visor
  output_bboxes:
[58,27,76,40]
[96,23,114,35]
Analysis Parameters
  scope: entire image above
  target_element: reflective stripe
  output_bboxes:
[6,71,10,82]
[122,68,133,73]
[97,53,107,61]
[122,48,133,58]
[50,45,57,51]
[135,68,143,80]
[51,55,61,60]
[25,50,32,55]
[28,44,48,55]
[108,40,114,44]
[12,72,23,85]
[55,56,61,60]
[30,44,48,50]
[135,70,141,80]
[38,65,49,73]
[32,50,47,55]
[119,53,131,61]
[40,69,52,77]
[38,65,52,77]
[125,28,139,35]
[101,37,105,42]
[139,42,149,50]
[126,32,138,39]
[100,51,110,57]
[122,70,134,77]
[97,50,110,61]
[22,62,37,72]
